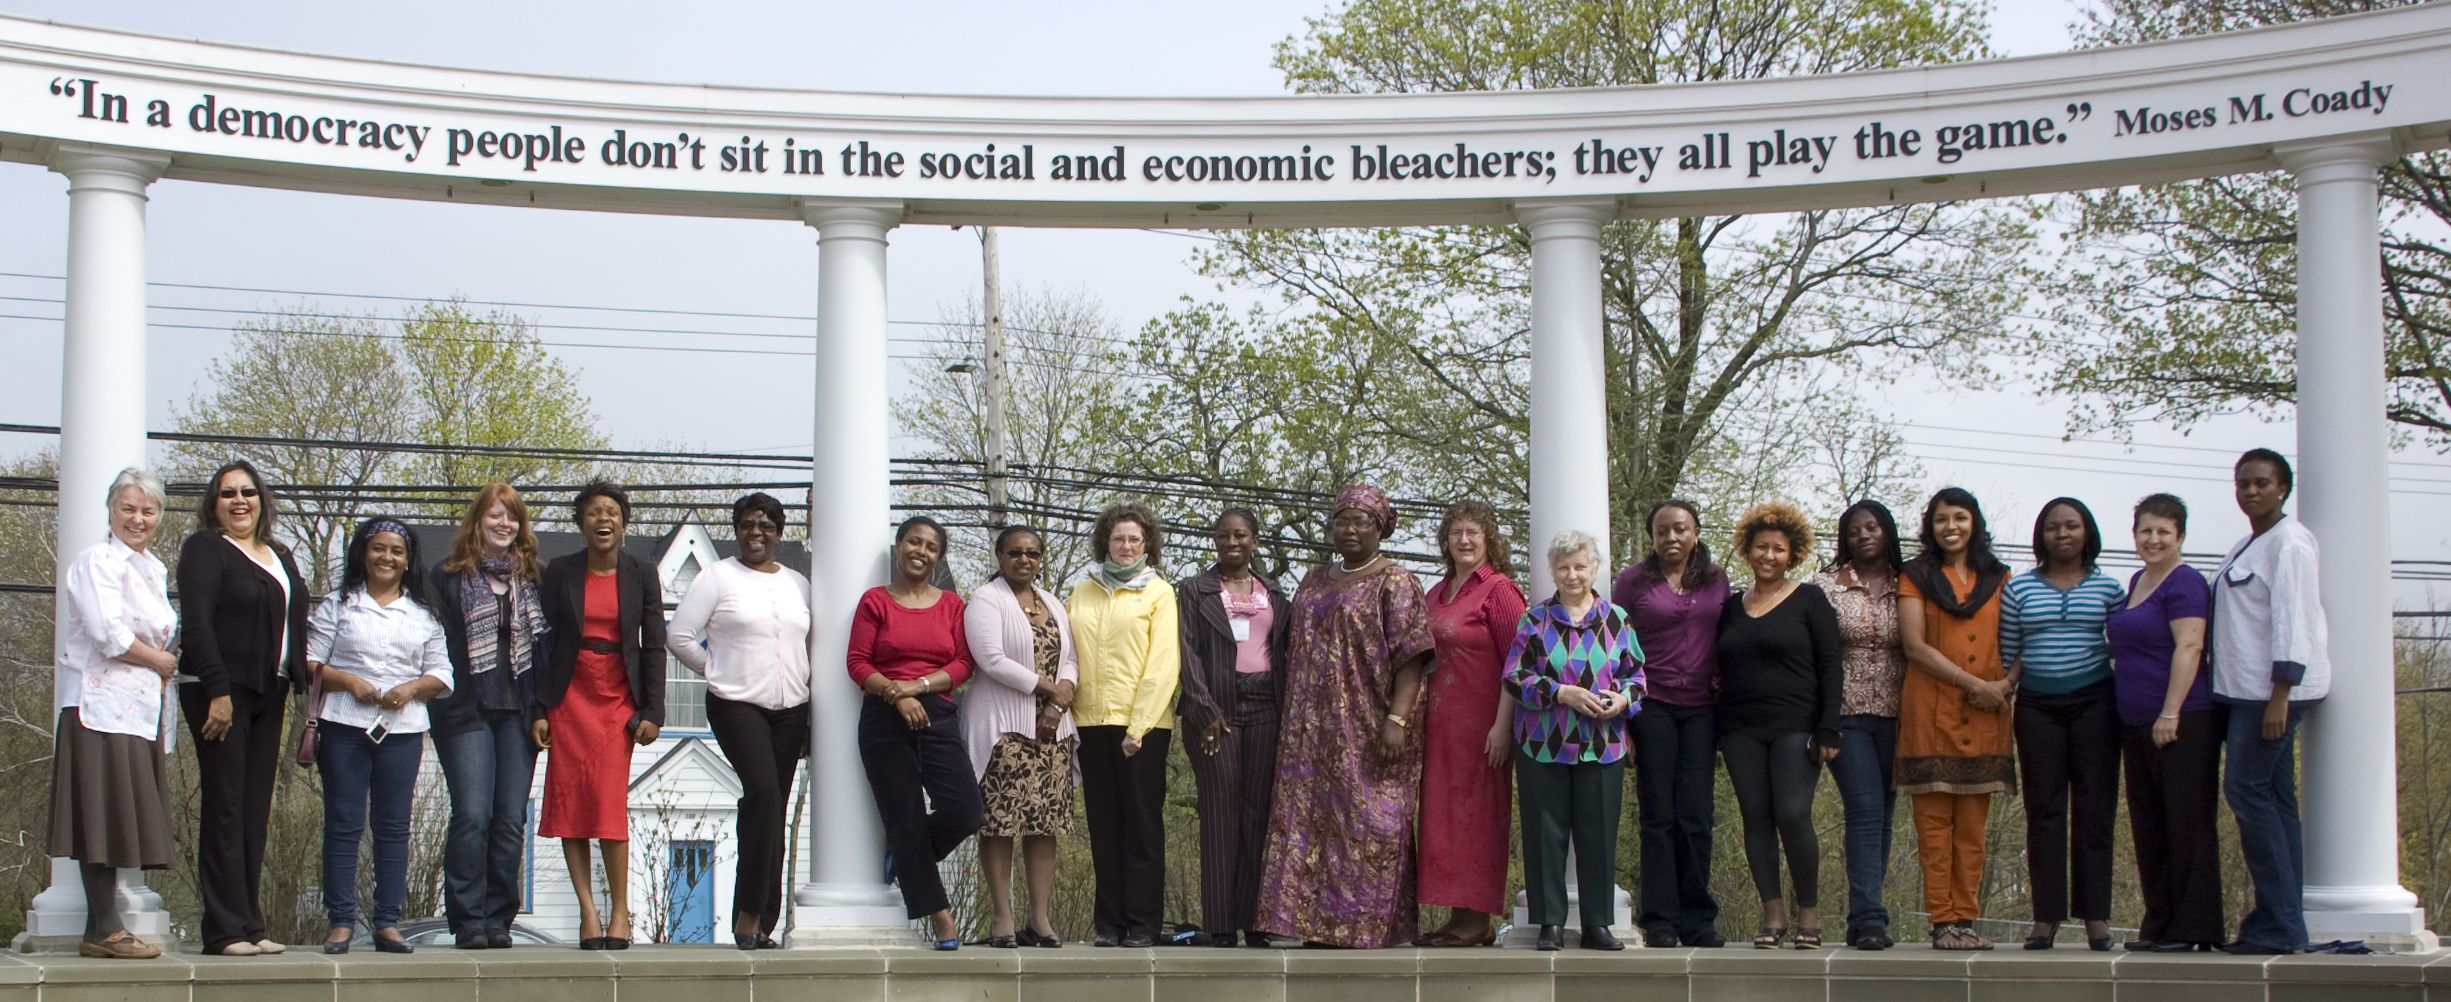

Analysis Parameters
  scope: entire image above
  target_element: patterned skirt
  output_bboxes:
[978,733,1075,838]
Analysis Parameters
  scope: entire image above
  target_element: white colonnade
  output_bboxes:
[2282,136,2430,947]
[20,143,172,950]
[791,201,913,943]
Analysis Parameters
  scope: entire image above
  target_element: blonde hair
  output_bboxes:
[1733,501,1816,574]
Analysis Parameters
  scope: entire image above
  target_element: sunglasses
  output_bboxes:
[217,487,261,500]
[1001,548,1045,560]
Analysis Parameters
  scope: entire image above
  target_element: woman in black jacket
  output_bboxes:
[425,483,550,950]
[176,459,311,956]
[533,480,666,950]
[1176,508,1291,948]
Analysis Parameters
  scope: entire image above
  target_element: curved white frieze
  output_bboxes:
[0,7,2446,226]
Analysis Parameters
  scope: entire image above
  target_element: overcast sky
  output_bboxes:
[0,0,2443,606]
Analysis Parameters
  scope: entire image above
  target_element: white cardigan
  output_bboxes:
[960,575,1079,779]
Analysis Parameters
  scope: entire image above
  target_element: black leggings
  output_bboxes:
[1719,728,1821,909]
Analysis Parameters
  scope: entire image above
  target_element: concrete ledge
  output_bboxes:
[0,943,2437,1002]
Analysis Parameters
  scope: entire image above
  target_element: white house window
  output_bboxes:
[666,661,709,731]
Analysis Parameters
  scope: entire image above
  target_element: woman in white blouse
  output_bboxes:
[665,492,813,950]
[48,468,177,960]
[309,516,454,955]
[960,525,1079,948]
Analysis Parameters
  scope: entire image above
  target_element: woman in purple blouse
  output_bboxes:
[2104,493,2221,952]
[1612,499,1730,948]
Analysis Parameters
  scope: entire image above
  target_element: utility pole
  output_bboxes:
[979,226,1010,527]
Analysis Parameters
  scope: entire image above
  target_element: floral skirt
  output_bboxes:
[978,733,1075,837]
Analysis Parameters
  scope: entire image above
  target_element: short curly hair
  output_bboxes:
[1732,501,1816,575]
[1091,502,1164,564]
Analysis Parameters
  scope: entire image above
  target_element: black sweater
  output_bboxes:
[174,532,310,698]
[1713,582,1843,747]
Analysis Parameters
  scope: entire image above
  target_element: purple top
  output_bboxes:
[1611,565,1730,708]
[2105,564,2213,727]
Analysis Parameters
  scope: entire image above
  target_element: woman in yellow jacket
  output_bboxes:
[1071,502,1182,948]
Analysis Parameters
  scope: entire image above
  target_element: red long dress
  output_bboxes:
[539,570,635,840]
[1417,563,1529,915]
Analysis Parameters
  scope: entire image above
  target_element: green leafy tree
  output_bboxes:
[398,301,608,489]
[1197,0,2030,561]
[2044,0,2451,449]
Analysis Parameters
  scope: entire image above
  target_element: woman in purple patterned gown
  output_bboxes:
[1252,483,1437,948]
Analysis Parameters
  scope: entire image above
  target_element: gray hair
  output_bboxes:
[106,466,166,512]
[1546,529,1602,568]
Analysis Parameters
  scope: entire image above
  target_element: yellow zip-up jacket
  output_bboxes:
[1069,569,1181,741]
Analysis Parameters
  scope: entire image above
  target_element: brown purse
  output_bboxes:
[294,666,324,768]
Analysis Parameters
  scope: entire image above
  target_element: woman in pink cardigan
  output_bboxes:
[961,525,1080,948]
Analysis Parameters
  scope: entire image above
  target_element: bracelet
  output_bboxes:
[2157,712,2179,720]
[1384,712,1408,729]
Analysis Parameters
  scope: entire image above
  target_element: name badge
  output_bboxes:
[1230,618,1252,642]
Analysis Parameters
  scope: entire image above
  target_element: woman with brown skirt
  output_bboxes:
[50,468,177,959]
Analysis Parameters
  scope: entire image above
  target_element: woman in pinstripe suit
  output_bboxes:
[1177,509,1291,948]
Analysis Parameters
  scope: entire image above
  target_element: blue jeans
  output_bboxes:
[2223,699,2311,951]
[318,721,425,930]
[432,713,537,938]
[1827,715,1897,935]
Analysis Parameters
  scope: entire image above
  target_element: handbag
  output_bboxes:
[294,665,324,768]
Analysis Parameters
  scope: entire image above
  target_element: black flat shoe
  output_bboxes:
[1686,930,1727,949]
[1093,930,1119,948]
[1581,927,1625,951]
[1641,927,1679,948]
[454,934,487,950]
[487,931,513,950]
[373,933,413,955]
[2089,937,2113,952]
[323,940,350,955]
[603,937,630,951]
[736,933,760,951]
[1850,929,1889,951]
[987,935,1018,949]
[1211,931,1239,948]
[1121,932,1155,948]
[579,937,607,951]
[1535,925,1564,952]
[2024,936,2056,950]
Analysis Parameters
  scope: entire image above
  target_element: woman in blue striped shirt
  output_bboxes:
[2000,497,2125,951]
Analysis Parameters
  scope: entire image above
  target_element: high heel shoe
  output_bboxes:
[373,931,414,955]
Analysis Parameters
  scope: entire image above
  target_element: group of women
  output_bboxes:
[46,446,2328,958]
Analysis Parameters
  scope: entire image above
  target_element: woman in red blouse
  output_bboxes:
[1415,500,1527,946]
[850,515,982,949]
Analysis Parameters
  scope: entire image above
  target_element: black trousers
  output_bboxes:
[1718,728,1822,908]
[179,683,284,952]
[708,695,810,935]
[1632,701,1720,939]
[856,694,981,919]
[2013,680,2120,923]
[1078,724,1170,938]
[2123,709,2225,945]
[1516,753,1624,927]
[1187,674,1278,935]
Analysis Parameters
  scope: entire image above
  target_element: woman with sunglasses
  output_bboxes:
[177,460,311,956]
[666,492,812,950]
[960,524,1078,948]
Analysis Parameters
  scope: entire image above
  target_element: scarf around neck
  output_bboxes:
[1902,553,2006,620]
[460,558,543,677]
[1096,557,1152,591]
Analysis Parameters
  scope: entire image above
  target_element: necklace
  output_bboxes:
[1330,555,1386,577]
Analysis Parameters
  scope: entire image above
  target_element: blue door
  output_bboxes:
[666,840,715,943]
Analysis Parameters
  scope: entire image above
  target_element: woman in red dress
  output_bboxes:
[534,481,666,950]
[1415,500,1528,946]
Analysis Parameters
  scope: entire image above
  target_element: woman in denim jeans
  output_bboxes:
[309,516,454,954]
[426,484,550,950]
[1806,500,1906,951]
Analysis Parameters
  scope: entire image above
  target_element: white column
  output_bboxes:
[2277,136,2432,950]
[1509,198,1634,947]
[788,200,910,945]
[1519,200,1616,599]
[16,145,171,954]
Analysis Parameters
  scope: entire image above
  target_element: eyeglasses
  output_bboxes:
[1001,548,1045,560]
[1331,513,1379,530]
[217,487,261,500]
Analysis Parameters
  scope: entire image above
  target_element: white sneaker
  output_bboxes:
[255,939,286,955]
[214,941,262,956]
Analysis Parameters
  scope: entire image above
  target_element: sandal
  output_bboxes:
[1792,928,1821,950]
[1753,926,1788,949]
